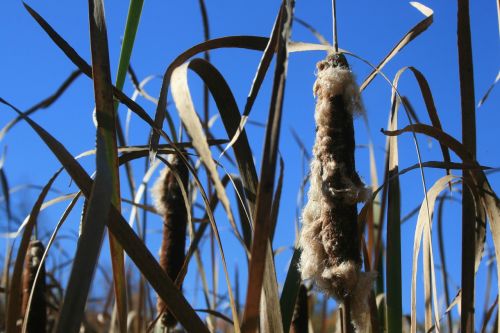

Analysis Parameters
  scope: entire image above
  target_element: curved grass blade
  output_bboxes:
[219,4,283,159]
[185,57,286,333]
[5,169,62,333]
[0,99,209,332]
[149,35,270,161]
[359,2,433,91]
[397,67,451,175]
[294,17,330,46]
[410,175,456,332]
[0,70,82,142]
[384,123,500,332]
[477,70,499,108]
[22,3,170,140]
[170,61,242,331]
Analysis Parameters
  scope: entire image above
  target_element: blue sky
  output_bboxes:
[1,0,499,329]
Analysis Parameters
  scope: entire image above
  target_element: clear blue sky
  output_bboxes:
[1,0,499,328]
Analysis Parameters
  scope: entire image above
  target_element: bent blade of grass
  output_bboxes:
[411,176,455,332]
[360,2,433,92]
[149,35,270,161]
[294,17,331,46]
[188,57,285,333]
[398,67,451,174]
[22,3,171,141]
[0,70,82,142]
[0,100,208,332]
[477,70,500,108]
[384,124,500,333]
[5,169,62,333]
[170,62,241,331]
[219,4,283,159]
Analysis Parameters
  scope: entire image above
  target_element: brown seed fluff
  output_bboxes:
[298,53,375,332]
[21,240,47,332]
[152,153,189,329]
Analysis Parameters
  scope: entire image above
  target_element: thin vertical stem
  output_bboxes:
[331,0,338,52]
[457,0,477,332]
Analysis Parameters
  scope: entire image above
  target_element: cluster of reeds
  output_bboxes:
[0,0,498,333]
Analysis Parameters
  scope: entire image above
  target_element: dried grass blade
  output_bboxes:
[480,297,498,333]
[56,0,126,331]
[0,100,208,333]
[242,1,294,331]
[0,70,82,142]
[22,3,166,138]
[410,175,456,333]
[170,62,241,330]
[477,70,500,108]
[5,169,62,333]
[384,124,500,333]
[0,168,11,222]
[399,67,451,174]
[360,2,433,91]
[437,196,454,333]
[149,35,270,160]
[219,4,283,159]
[294,17,331,46]
[190,57,285,333]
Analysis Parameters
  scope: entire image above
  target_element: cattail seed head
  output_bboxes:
[152,153,189,329]
[299,54,374,332]
[21,240,47,332]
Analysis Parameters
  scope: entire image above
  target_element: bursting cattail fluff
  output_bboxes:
[152,153,189,329]
[299,53,375,332]
[21,240,47,332]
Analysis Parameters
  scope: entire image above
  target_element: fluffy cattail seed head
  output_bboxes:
[152,153,189,329]
[299,54,374,332]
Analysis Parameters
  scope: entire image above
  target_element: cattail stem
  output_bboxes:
[152,153,189,329]
[21,240,47,333]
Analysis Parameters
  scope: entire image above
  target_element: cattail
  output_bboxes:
[299,53,375,332]
[290,284,309,333]
[21,240,47,332]
[152,153,189,329]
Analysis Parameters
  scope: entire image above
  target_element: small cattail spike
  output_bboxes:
[152,152,189,329]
